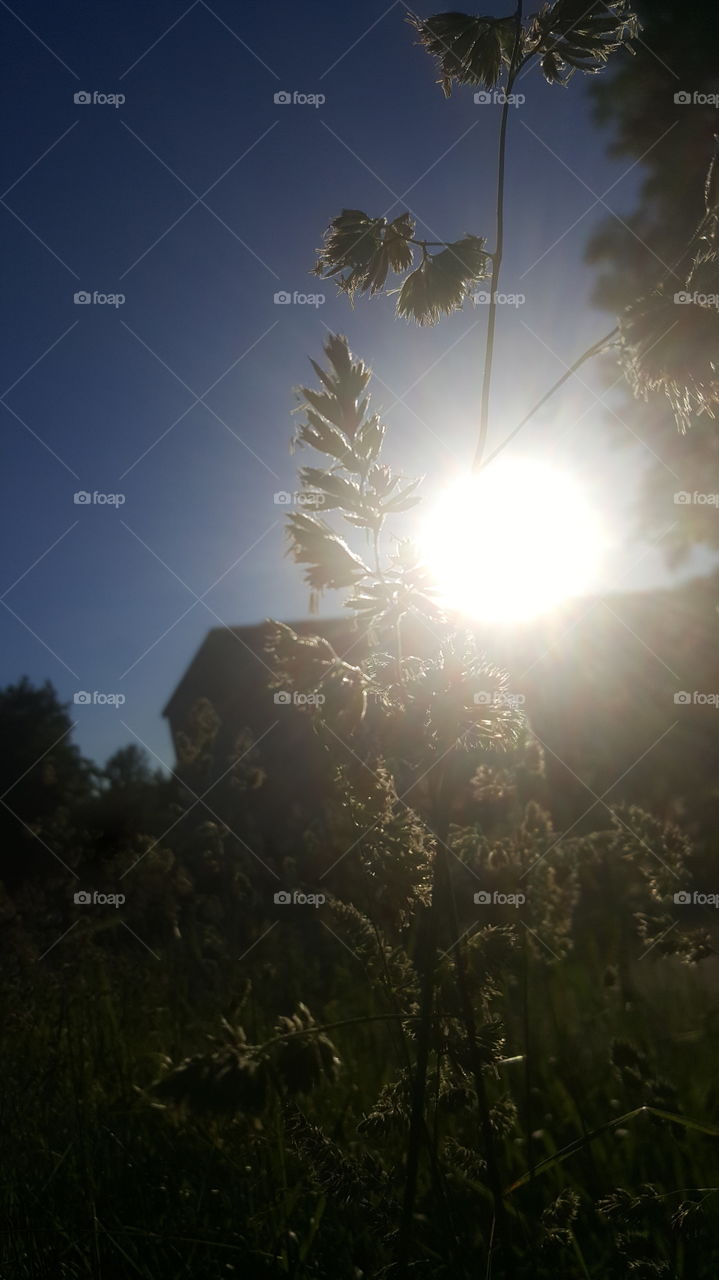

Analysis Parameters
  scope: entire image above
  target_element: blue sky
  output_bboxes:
[1,1,711,769]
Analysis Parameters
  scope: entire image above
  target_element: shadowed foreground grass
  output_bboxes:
[3,916,718,1279]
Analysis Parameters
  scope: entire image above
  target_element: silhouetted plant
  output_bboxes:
[252,325,719,1277]
[254,4,719,1274]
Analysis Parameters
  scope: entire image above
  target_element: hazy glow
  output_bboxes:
[420,458,605,623]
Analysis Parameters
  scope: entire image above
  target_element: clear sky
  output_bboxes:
[2,1,713,770]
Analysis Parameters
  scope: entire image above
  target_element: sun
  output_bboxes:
[419,457,605,623]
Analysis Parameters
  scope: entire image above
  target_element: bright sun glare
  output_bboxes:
[420,457,605,624]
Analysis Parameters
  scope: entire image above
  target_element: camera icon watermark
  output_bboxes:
[273,90,325,108]
[74,90,125,108]
[474,889,526,907]
[74,889,125,907]
[273,690,326,707]
[273,290,325,308]
[73,490,125,506]
[74,290,125,308]
[274,889,325,907]
[74,690,126,708]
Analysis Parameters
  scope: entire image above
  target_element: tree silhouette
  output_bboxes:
[587,0,719,561]
[0,678,96,888]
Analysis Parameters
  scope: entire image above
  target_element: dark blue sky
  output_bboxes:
[2,1,711,769]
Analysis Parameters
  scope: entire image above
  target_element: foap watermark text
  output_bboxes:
[475,90,525,107]
[274,90,325,108]
[273,490,325,507]
[474,890,526,907]
[74,290,125,307]
[74,90,125,108]
[473,290,525,307]
[674,491,719,506]
[474,691,526,708]
[674,890,719,907]
[74,890,125,907]
[274,290,325,307]
[675,90,719,107]
[74,691,126,708]
[674,691,719,707]
[274,890,325,907]
[674,291,719,308]
[74,490,125,506]
[274,691,325,707]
